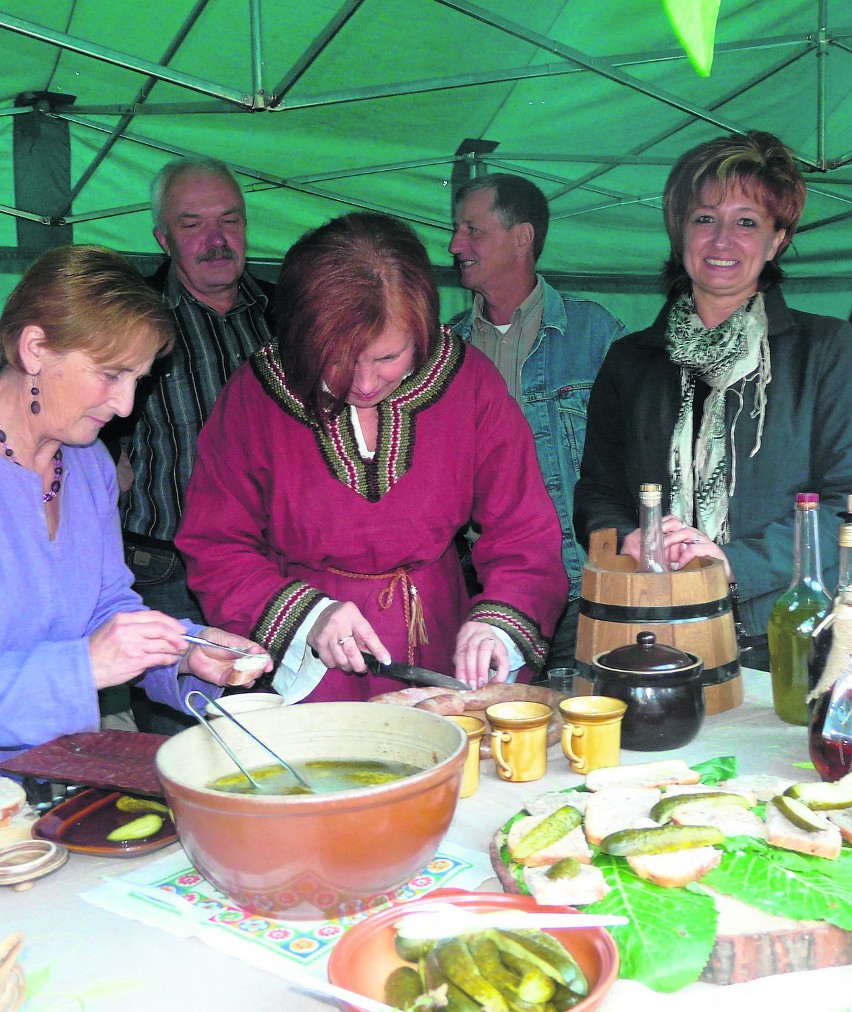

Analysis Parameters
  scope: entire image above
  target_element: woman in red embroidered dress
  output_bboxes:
[177,213,567,702]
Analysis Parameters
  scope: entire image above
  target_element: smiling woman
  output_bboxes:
[574,130,852,659]
[0,245,272,760]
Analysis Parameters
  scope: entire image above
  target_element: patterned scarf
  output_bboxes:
[666,291,771,544]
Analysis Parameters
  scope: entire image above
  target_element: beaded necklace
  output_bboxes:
[0,426,63,503]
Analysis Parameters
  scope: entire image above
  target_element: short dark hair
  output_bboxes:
[0,244,174,372]
[454,174,550,260]
[662,130,806,298]
[274,213,440,421]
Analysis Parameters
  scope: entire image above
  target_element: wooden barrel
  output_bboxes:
[575,529,743,715]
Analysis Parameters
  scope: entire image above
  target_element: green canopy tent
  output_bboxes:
[1,0,850,328]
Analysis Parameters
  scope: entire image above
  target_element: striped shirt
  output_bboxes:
[119,264,273,543]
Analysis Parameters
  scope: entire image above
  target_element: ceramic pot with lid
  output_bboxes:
[591,632,705,751]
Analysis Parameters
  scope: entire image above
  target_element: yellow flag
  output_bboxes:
[663,0,722,77]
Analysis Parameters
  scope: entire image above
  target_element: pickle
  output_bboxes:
[106,814,164,842]
[544,857,581,881]
[467,933,521,993]
[773,795,832,832]
[485,929,588,996]
[394,930,439,962]
[384,965,425,1011]
[115,795,170,816]
[433,937,510,1012]
[467,935,543,1012]
[784,775,852,811]
[650,791,752,825]
[600,823,724,856]
[512,806,582,863]
[422,948,481,1012]
[517,968,556,1004]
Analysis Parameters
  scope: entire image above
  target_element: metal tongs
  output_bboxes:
[185,690,314,794]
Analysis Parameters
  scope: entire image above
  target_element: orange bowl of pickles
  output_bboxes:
[327,888,619,1012]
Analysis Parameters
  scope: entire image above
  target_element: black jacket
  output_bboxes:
[574,286,852,636]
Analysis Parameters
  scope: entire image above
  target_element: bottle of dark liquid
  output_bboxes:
[768,492,831,725]
[637,483,668,574]
[808,501,852,781]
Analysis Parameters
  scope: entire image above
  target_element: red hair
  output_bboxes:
[274,213,439,420]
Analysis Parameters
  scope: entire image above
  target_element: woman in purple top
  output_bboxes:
[0,245,271,758]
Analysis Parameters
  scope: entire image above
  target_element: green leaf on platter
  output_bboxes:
[693,755,738,784]
[662,0,722,77]
[702,844,852,930]
[584,855,717,992]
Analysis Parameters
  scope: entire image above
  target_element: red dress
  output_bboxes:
[177,331,567,701]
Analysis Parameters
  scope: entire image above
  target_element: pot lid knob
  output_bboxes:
[600,632,695,673]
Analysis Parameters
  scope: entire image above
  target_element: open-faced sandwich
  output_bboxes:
[494,759,852,903]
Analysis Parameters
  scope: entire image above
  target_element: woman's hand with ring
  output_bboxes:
[307,602,390,671]
[453,620,509,689]
[663,524,733,579]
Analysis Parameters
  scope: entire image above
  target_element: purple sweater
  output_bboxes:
[0,439,213,756]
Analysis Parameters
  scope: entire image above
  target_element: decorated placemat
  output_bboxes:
[82,840,493,979]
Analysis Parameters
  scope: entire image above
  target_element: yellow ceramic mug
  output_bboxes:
[485,701,552,783]
[559,696,627,774]
[444,715,485,798]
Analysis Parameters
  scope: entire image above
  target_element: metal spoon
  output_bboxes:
[182,632,270,662]
[185,690,314,795]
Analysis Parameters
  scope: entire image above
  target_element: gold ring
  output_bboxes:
[338,635,354,645]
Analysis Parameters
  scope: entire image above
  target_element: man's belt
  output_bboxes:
[123,530,178,553]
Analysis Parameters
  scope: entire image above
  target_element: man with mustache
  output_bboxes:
[113,157,274,733]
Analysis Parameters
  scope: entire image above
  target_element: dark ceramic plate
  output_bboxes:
[32,788,177,858]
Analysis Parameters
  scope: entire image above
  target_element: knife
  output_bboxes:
[362,652,468,692]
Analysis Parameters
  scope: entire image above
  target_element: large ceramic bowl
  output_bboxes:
[328,889,619,1012]
[155,702,466,919]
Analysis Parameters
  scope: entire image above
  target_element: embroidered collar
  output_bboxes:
[251,327,464,502]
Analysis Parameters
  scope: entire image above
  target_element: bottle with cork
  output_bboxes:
[637,483,668,574]
[807,495,852,781]
[768,492,831,725]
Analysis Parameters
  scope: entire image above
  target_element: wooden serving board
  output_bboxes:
[489,834,852,985]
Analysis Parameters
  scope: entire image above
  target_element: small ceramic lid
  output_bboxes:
[597,632,695,674]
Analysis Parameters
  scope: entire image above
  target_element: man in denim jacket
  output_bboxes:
[448,174,628,670]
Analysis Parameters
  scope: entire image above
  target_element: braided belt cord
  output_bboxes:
[328,566,429,664]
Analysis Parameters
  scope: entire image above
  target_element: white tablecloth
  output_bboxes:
[5,668,852,1011]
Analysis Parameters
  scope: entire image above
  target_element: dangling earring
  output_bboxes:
[30,375,41,415]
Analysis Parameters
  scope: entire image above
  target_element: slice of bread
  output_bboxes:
[825,808,852,844]
[627,845,722,888]
[0,778,26,826]
[523,862,611,906]
[671,804,767,839]
[585,759,700,792]
[583,787,661,847]
[765,801,842,859]
[506,813,592,867]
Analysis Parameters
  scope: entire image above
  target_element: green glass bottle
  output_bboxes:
[768,493,831,725]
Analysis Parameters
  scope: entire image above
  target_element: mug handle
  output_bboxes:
[491,730,513,780]
[561,722,587,773]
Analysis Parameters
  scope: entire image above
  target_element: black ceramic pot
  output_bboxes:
[591,632,705,751]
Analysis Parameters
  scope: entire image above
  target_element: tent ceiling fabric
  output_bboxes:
[0,0,850,298]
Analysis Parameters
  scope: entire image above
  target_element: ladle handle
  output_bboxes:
[185,690,313,792]
[185,691,267,792]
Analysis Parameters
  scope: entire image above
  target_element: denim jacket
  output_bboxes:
[450,278,628,598]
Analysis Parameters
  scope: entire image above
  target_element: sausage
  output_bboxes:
[370,685,449,706]
[415,693,466,716]
[458,683,568,712]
